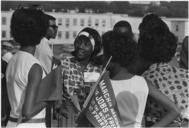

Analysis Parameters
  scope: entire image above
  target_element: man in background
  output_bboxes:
[35,14,58,127]
[35,14,58,74]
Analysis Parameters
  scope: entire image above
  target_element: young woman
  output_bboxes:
[6,8,49,127]
[54,27,102,127]
[102,31,180,128]
[135,13,188,127]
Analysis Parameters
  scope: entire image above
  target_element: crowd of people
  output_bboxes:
[1,6,188,128]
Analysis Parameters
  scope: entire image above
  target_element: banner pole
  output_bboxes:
[82,56,112,109]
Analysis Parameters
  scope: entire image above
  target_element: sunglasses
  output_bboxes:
[49,25,58,29]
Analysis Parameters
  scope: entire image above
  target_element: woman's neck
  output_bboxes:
[20,46,36,55]
[110,65,134,80]
[128,56,152,75]
[78,58,90,71]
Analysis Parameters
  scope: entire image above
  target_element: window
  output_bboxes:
[73,31,77,38]
[176,24,179,32]
[80,19,84,26]
[2,30,6,38]
[73,18,77,26]
[65,31,69,39]
[95,19,99,27]
[58,31,62,39]
[58,18,62,25]
[2,17,6,25]
[65,18,70,27]
[102,19,106,27]
[88,18,92,26]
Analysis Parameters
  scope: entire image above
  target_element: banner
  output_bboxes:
[37,66,63,102]
[83,72,120,128]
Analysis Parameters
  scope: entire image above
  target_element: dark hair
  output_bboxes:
[138,13,177,63]
[139,13,169,34]
[10,8,47,47]
[113,20,133,37]
[74,27,102,64]
[45,14,56,23]
[179,36,188,69]
[43,14,56,32]
[102,31,137,67]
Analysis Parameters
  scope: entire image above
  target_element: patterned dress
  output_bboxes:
[55,57,101,127]
[142,63,189,127]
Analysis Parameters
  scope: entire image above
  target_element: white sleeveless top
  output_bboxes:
[6,51,46,119]
[111,75,149,128]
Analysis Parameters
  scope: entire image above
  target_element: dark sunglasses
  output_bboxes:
[49,25,58,29]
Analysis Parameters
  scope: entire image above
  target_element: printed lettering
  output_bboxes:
[100,84,106,90]
[97,97,104,105]
[100,102,106,109]
[103,107,109,113]
[99,80,105,86]
[96,96,102,101]
[94,114,100,120]
[100,121,105,126]
[108,102,112,107]
[99,111,103,117]
[102,88,108,94]
[105,113,110,118]
[95,89,99,95]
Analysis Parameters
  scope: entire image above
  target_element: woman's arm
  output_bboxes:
[22,64,47,119]
[146,79,180,127]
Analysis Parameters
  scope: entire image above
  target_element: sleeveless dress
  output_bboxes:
[111,75,149,128]
[6,51,46,128]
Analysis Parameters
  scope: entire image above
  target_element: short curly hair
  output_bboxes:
[138,13,177,63]
[11,8,47,47]
[102,31,137,67]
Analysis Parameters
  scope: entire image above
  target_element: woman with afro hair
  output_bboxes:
[6,7,50,127]
[130,13,188,127]
[102,30,179,127]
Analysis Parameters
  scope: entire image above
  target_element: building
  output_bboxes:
[1,10,188,44]
[1,11,13,41]
[165,18,188,42]
[48,11,113,44]
[129,1,152,5]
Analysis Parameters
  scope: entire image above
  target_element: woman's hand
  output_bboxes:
[146,79,180,127]
[54,100,68,119]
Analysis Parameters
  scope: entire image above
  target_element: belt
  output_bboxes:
[9,117,45,123]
